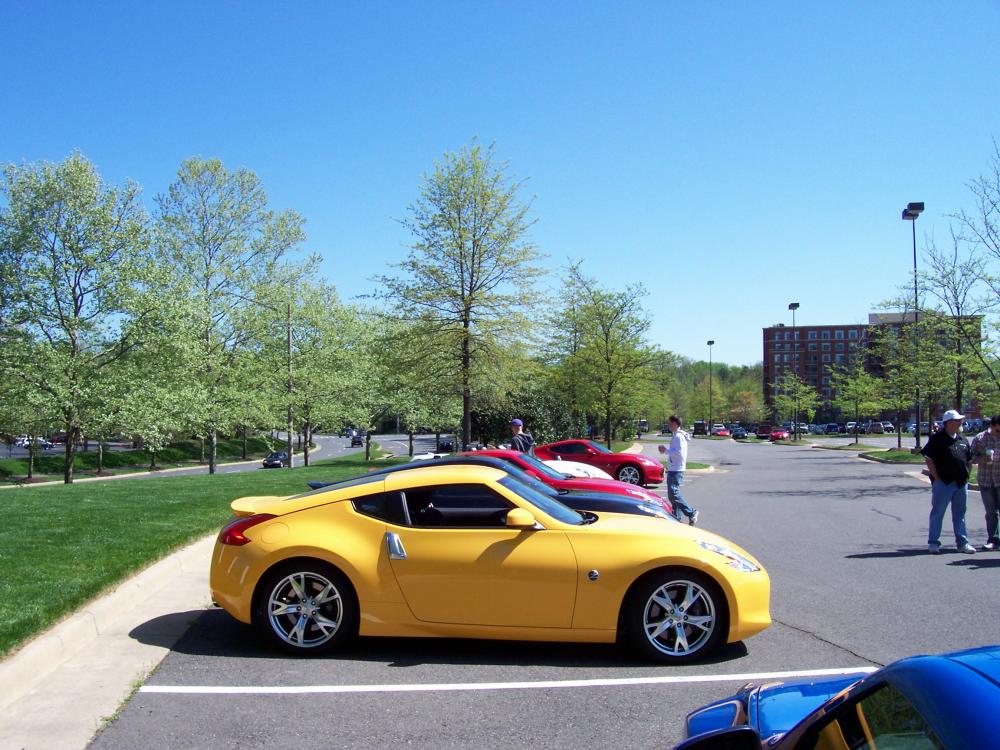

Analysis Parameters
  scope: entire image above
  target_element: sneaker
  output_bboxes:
[958,544,977,554]
[928,544,941,554]
[689,510,699,526]
[983,542,999,551]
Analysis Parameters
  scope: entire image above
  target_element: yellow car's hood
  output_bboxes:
[584,512,763,566]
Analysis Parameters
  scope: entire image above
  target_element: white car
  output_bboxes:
[542,458,614,480]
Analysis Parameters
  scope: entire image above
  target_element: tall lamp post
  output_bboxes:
[788,302,800,440]
[707,340,715,429]
[902,202,924,450]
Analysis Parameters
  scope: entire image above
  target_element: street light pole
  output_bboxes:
[707,340,715,429]
[286,301,293,468]
[788,302,800,441]
[902,202,924,450]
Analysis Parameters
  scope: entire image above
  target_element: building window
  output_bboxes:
[848,330,858,339]
[835,330,844,339]
[835,342,844,351]
[783,354,789,362]
[821,330,830,340]
[822,342,831,351]
[823,387,832,397]
[808,331,818,340]
[823,354,831,363]
[835,354,845,363]
[822,376,830,384]
[784,331,791,341]
[774,354,780,362]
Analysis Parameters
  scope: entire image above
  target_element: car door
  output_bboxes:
[384,481,578,628]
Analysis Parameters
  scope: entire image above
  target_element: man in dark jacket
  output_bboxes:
[922,409,976,554]
[510,419,534,453]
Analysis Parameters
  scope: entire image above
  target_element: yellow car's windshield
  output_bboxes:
[499,476,584,525]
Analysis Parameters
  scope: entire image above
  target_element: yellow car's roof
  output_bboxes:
[230,463,510,517]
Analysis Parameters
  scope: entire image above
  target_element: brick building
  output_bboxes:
[762,312,981,423]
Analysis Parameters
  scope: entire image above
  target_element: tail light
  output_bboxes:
[218,514,277,546]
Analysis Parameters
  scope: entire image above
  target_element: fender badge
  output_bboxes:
[588,570,600,581]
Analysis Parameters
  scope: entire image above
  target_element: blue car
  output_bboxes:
[676,645,1000,749]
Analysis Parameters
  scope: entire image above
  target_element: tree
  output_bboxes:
[154,157,306,473]
[377,142,542,450]
[0,153,150,483]
[568,266,654,446]
[772,373,820,437]
[829,357,885,444]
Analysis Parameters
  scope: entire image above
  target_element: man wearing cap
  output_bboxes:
[921,409,976,554]
[969,415,1000,550]
[510,419,534,454]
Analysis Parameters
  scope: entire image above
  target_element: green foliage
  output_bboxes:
[772,372,821,426]
[377,142,542,447]
[0,153,151,482]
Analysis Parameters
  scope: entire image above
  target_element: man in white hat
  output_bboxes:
[921,409,975,554]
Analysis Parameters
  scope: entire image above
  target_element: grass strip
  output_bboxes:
[0,437,281,483]
[0,448,405,657]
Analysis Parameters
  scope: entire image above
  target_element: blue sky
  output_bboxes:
[3,1,998,365]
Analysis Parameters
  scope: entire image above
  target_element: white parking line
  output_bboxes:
[139,666,876,695]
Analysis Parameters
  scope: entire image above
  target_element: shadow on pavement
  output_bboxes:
[131,607,750,668]
[846,548,933,559]
[949,557,1000,570]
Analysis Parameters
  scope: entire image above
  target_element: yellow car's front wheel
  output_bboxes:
[624,568,727,663]
[252,560,358,654]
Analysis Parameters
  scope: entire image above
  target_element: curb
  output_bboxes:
[0,534,216,749]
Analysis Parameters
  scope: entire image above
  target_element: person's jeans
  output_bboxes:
[929,479,970,548]
[980,485,1000,545]
[667,471,695,520]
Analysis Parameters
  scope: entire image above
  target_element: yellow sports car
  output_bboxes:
[210,463,770,663]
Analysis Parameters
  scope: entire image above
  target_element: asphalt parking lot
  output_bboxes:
[88,438,998,749]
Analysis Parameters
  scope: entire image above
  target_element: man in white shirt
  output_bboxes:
[658,414,698,525]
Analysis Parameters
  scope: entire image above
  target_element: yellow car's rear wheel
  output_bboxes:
[624,568,727,663]
[253,560,358,654]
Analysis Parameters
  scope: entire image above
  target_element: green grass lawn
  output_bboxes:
[0,448,406,657]
[0,437,282,484]
[818,443,884,451]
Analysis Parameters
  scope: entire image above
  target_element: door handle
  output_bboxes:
[385,532,407,560]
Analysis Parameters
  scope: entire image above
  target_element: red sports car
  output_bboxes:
[467,449,672,515]
[533,439,665,486]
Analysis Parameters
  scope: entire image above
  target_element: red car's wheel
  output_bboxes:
[616,464,644,485]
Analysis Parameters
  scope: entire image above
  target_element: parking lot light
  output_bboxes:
[902,202,923,450]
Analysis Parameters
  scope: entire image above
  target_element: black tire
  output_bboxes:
[623,568,727,663]
[252,560,358,655]
[616,464,644,485]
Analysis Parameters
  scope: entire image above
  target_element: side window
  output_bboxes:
[804,684,944,750]
[403,484,515,528]
[556,443,584,455]
[352,492,407,526]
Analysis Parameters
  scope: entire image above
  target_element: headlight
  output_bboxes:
[697,541,760,572]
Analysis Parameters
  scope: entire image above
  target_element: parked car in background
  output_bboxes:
[542,459,614,480]
[534,439,665,486]
[823,423,841,435]
[262,451,289,469]
[350,432,365,447]
[755,424,772,439]
[710,424,730,436]
[882,421,895,432]
[692,420,708,436]
[464,449,671,513]
[769,427,790,441]
[730,426,748,439]
[677,644,1000,750]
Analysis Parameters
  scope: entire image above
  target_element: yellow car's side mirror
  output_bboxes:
[506,508,537,528]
